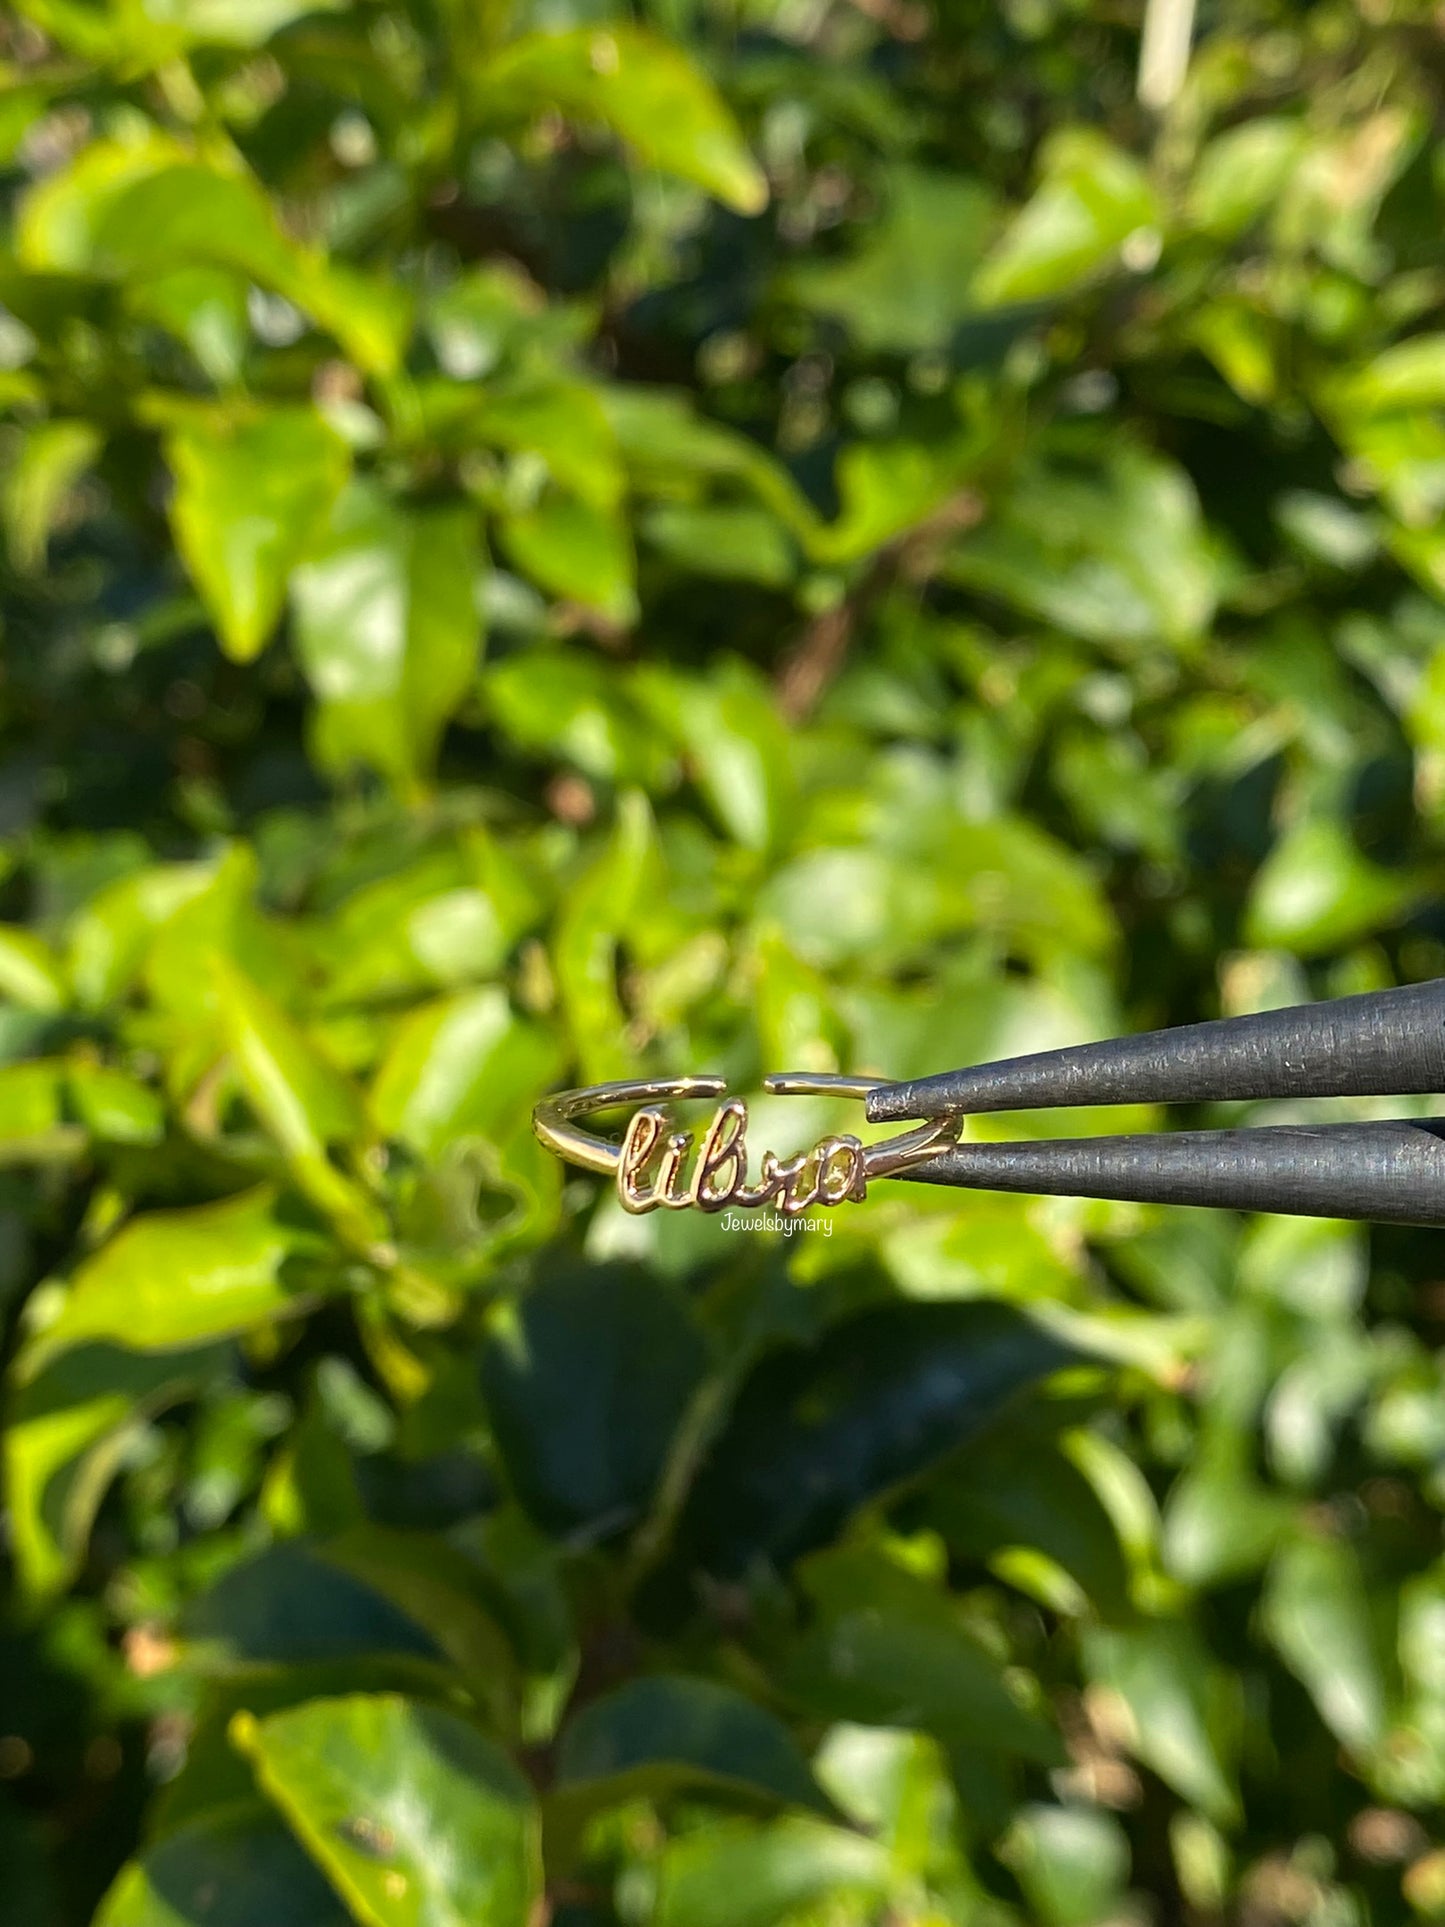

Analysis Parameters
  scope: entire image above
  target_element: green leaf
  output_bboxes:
[370,987,562,1163]
[185,1526,520,1720]
[168,408,350,662]
[498,491,637,626]
[1328,334,1445,413]
[653,1817,889,1927]
[16,0,342,60]
[472,382,625,512]
[1162,1434,1294,1590]
[262,1395,366,1540]
[423,262,551,381]
[212,957,384,1245]
[634,658,795,853]
[291,482,484,794]
[1275,489,1378,571]
[555,1673,829,1812]
[946,446,1218,650]
[5,1340,227,1599]
[127,265,249,383]
[67,1061,166,1145]
[1243,819,1423,953]
[479,26,767,215]
[974,128,1159,305]
[640,504,795,587]
[1083,1623,1240,1824]
[484,650,674,787]
[812,437,974,566]
[479,1260,709,1536]
[302,260,416,381]
[138,846,304,1049]
[1000,1804,1131,1927]
[19,134,406,369]
[749,926,850,1072]
[0,73,48,165]
[0,1056,113,1166]
[95,1802,354,1927]
[21,1187,301,1364]
[317,837,540,1007]
[1186,119,1308,239]
[321,1526,520,1729]
[150,1671,429,1845]
[64,859,221,1010]
[144,0,347,49]
[233,1694,542,1927]
[680,1301,1074,1576]
[2,417,101,571]
[785,167,996,353]
[10,1,124,61]
[1188,300,1278,406]
[210,952,362,1153]
[19,135,298,284]
[1325,411,1445,532]
[1261,1532,1392,1753]
[0,924,67,1012]
[600,386,816,537]
[552,790,660,1082]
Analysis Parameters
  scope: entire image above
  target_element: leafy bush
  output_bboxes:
[2,0,1445,1922]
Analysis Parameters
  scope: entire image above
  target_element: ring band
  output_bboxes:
[532,1074,961,1217]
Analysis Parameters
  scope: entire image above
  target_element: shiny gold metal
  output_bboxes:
[532,1074,961,1217]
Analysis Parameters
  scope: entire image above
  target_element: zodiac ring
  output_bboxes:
[532,1074,962,1217]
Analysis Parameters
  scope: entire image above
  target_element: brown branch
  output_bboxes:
[775,488,983,723]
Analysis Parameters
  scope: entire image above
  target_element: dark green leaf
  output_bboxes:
[479,1261,710,1537]
[783,1548,1062,1761]
[95,1803,353,1927]
[182,1541,446,1670]
[918,1420,1132,1618]
[679,1301,1075,1576]
[556,1673,829,1812]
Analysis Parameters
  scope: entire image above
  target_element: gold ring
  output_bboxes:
[532,1074,961,1217]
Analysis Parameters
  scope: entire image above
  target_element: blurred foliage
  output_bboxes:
[1,0,1445,1922]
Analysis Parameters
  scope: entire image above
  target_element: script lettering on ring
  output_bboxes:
[617,1100,867,1216]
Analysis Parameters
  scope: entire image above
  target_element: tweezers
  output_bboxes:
[864,978,1445,1225]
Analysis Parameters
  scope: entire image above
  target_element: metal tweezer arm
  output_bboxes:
[864,978,1445,1224]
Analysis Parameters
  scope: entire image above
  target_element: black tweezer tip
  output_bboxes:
[900,1119,1445,1225]
[865,979,1445,1123]
[865,981,1445,1222]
